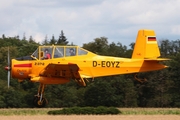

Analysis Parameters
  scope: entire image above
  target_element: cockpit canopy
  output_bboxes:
[31,45,89,60]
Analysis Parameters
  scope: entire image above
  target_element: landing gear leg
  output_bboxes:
[33,83,48,108]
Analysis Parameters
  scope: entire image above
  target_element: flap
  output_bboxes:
[40,63,80,78]
[39,63,86,86]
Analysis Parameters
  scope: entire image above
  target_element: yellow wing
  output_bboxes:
[39,63,86,86]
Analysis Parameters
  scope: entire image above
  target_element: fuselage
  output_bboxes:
[9,44,168,85]
[11,54,167,84]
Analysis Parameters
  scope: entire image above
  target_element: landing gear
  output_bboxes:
[134,74,147,83]
[33,96,47,107]
[33,83,48,108]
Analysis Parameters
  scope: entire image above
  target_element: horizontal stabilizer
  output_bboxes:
[144,58,171,61]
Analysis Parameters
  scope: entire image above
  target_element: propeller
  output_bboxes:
[4,47,11,88]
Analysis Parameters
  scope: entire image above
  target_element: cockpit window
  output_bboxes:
[78,48,88,55]
[31,48,39,59]
[31,46,89,60]
[54,47,64,58]
[65,47,76,56]
[41,47,53,59]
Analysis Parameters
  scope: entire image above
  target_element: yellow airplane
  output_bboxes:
[5,29,169,107]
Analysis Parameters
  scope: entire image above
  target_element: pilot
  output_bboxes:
[44,49,51,59]
[69,48,75,56]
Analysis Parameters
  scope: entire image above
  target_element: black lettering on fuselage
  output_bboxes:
[93,61,98,67]
[34,62,45,66]
[92,61,120,68]
[116,61,120,68]
[106,61,110,67]
[101,61,105,67]
[111,61,115,67]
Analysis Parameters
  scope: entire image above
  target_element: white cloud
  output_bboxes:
[0,0,180,46]
[171,25,180,35]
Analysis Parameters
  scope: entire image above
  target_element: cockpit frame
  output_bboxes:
[31,45,89,60]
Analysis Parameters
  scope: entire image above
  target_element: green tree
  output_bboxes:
[108,42,129,57]
[42,35,49,45]
[135,70,172,107]
[167,52,180,107]
[110,75,138,107]
[83,37,109,55]
[49,34,57,44]
[57,30,68,45]
[84,79,120,107]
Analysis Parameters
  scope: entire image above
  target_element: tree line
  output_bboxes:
[0,31,180,108]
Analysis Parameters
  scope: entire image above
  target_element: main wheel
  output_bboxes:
[33,96,48,108]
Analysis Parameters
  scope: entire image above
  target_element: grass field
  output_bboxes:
[0,108,180,120]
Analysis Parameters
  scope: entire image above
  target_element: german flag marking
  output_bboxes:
[148,37,156,41]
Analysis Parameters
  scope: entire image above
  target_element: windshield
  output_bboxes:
[78,48,88,55]
[54,47,64,58]
[31,48,39,59]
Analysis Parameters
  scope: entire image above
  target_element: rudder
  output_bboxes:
[132,29,160,59]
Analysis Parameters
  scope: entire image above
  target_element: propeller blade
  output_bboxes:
[8,70,10,88]
[8,47,10,66]
[7,47,11,88]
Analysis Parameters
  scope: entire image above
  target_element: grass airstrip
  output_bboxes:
[0,108,180,116]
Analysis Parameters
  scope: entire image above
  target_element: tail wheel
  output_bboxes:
[134,74,147,83]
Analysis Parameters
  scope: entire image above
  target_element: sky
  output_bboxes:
[0,0,180,47]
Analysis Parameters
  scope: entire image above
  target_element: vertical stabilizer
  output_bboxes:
[132,30,160,59]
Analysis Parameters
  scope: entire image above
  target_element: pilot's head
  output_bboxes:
[69,48,75,55]
[45,49,49,53]
[70,48,74,52]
